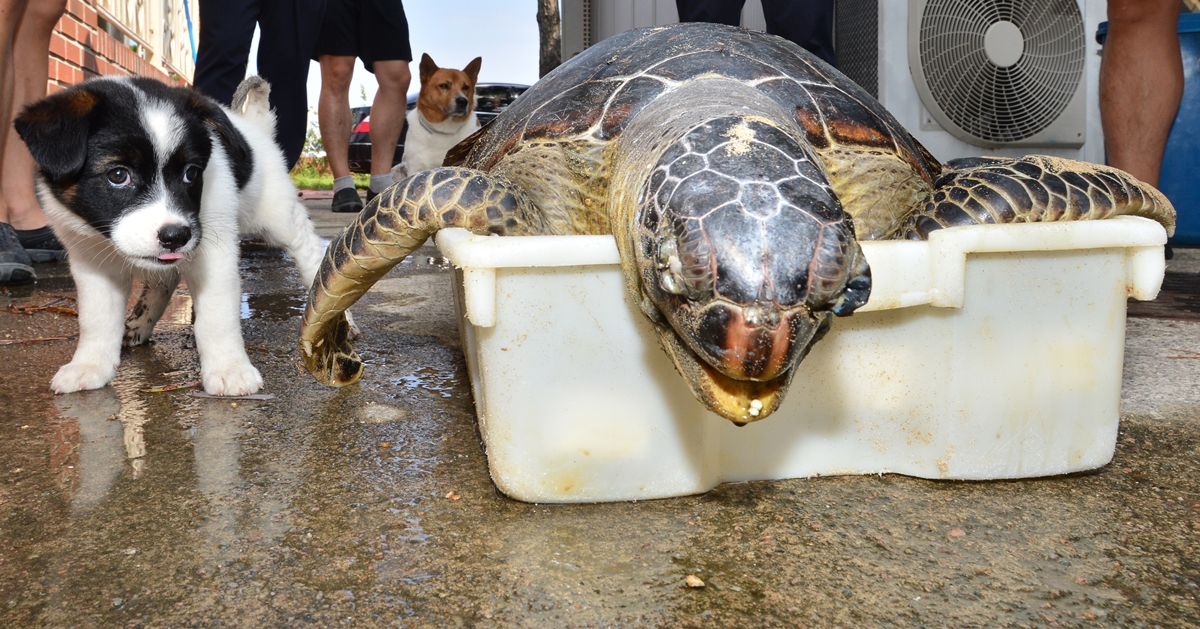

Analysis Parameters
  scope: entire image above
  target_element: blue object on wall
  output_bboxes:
[182,0,197,63]
[1098,14,1200,246]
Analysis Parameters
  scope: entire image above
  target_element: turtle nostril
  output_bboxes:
[157,224,192,251]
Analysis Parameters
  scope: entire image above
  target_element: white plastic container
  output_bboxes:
[435,217,1167,503]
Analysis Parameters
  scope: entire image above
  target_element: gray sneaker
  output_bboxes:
[331,187,364,213]
[0,222,35,284]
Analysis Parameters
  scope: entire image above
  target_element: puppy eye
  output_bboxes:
[183,165,201,184]
[106,167,130,187]
[439,83,450,90]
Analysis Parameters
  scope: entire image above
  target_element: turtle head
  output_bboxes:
[634,116,871,424]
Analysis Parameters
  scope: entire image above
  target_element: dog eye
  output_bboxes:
[106,167,130,187]
[183,165,201,183]
[439,83,450,90]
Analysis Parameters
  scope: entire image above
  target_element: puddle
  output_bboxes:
[240,292,306,320]
[392,367,458,398]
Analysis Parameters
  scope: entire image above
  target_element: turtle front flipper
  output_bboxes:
[300,167,544,386]
[901,156,1176,239]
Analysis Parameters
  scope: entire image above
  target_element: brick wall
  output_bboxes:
[48,0,184,94]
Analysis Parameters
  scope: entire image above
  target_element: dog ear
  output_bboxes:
[419,53,438,84]
[188,91,254,188]
[462,57,482,83]
[14,86,103,181]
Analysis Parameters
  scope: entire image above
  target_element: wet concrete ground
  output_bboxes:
[1,201,1198,628]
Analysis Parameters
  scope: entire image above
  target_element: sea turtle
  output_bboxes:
[299,23,1174,424]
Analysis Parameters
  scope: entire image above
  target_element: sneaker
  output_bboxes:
[16,225,67,263]
[365,188,379,206]
[0,222,35,284]
[331,187,363,213]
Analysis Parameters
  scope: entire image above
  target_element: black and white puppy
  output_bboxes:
[16,76,329,396]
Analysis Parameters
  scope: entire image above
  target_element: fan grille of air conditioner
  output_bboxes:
[918,0,1085,143]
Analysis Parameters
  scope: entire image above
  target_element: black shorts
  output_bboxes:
[312,0,412,72]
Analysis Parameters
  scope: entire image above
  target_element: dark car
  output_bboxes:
[346,83,529,174]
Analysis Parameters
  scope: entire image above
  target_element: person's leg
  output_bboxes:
[760,0,835,66]
[360,0,412,198]
[366,59,409,181]
[674,0,744,26]
[193,0,260,106]
[0,0,29,226]
[1099,0,1182,187]
[312,0,362,211]
[3,0,65,255]
[0,0,32,283]
[317,54,356,181]
[256,0,326,169]
[317,54,361,211]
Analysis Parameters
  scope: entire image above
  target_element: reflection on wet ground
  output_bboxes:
[0,215,1198,627]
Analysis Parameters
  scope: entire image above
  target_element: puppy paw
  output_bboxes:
[124,319,156,346]
[51,361,117,393]
[202,362,263,396]
[345,310,361,340]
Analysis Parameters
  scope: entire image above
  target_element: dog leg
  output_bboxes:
[52,258,132,393]
[124,270,181,346]
[267,200,361,338]
[186,239,263,396]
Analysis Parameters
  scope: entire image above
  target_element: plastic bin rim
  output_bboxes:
[436,216,1166,271]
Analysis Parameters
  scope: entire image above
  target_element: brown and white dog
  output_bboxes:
[392,54,482,180]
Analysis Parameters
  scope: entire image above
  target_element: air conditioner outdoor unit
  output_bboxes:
[836,0,1107,164]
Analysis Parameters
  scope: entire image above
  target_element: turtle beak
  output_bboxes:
[652,309,830,424]
[685,301,822,383]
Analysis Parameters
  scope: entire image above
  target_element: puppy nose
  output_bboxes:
[455,96,468,109]
[158,224,192,251]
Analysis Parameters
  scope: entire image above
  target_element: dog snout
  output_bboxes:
[157,224,192,251]
[454,95,469,111]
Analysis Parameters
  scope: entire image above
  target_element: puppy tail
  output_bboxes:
[231,76,277,137]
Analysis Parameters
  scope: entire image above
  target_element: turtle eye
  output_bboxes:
[657,221,714,300]
[656,233,686,296]
[106,167,131,187]
[183,165,201,184]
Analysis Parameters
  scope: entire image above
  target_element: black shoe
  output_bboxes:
[0,222,35,284]
[331,187,364,213]
[365,188,379,205]
[16,225,67,263]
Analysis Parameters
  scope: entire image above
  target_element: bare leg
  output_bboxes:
[367,59,411,177]
[1099,0,1183,187]
[1,0,64,230]
[0,0,29,224]
[317,54,356,180]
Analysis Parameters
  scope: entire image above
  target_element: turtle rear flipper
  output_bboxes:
[300,167,544,386]
[902,156,1176,239]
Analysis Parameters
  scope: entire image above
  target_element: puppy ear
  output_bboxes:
[462,57,482,83]
[14,86,102,181]
[419,53,437,84]
[188,92,254,188]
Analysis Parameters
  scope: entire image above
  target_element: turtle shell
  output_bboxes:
[448,22,941,239]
